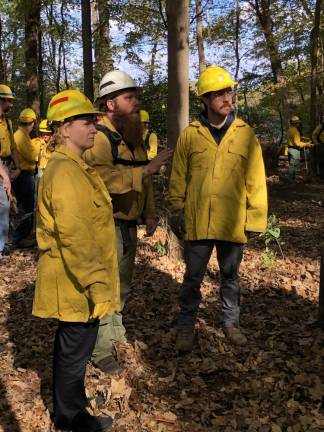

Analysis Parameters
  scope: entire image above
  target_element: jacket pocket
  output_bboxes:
[189,148,208,169]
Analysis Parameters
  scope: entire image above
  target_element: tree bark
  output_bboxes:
[81,0,94,100]
[25,0,41,115]
[166,0,189,260]
[252,0,290,130]
[309,0,323,134]
[0,18,5,82]
[166,0,189,150]
[93,0,113,82]
[196,0,206,75]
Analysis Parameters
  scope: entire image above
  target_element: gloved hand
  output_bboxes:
[169,209,185,240]
[91,302,112,320]
[145,217,159,236]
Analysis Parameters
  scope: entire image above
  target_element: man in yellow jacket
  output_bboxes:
[287,115,313,183]
[167,66,268,352]
[312,120,324,179]
[84,70,172,373]
[33,119,53,177]
[140,110,159,160]
[13,108,39,243]
[0,84,20,256]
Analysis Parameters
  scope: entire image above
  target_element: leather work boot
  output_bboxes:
[223,326,247,346]
[57,409,113,432]
[95,356,121,375]
[176,327,195,353]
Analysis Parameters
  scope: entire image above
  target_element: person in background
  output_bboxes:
[0,84,20,256]
[140,109,159,160]
[287,115,313,183]
[33,119,54,178]
[13,108,39,245]
[167,66,268,353]
[33,89,120,432]
[84,70,172,374]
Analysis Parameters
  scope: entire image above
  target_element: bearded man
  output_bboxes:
[84,70,172,373]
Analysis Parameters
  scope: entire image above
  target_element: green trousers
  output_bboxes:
[91,224,137,363]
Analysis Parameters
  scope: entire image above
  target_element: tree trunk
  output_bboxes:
[166,0,189,150]
[0,18,5,82]
[148,40,158,84]
[309,0,323,134]
[93,0,113,83]
[38,27,44,117]
[253,0,290,131]
[196,0,206,74]
[166,0,189,260]
[81,0,94,100]
[234,0,241,81]
[25,0,41,115]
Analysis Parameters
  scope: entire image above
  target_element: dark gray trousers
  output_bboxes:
[177,240,244,329]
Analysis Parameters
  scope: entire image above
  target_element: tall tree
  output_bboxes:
[309,0,323,133]
[166,0,189,150]
[25,0,41,115]
[196,0,206,74]
[81,0,94,100]
[0,18,5,82]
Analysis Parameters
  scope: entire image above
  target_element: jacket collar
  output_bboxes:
[55,145,91,172]
[191,116,246,142]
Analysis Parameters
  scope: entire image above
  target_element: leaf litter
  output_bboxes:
[0,178,324,431]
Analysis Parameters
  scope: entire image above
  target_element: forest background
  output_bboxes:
[0,0,323,167]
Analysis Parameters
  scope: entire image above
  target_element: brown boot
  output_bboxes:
[223,326,247,346]
[176,328,195,353]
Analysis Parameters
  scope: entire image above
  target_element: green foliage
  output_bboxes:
[155,240,167,256]
[259,214,284,269]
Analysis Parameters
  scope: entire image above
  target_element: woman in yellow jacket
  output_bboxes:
[33,90,120,432]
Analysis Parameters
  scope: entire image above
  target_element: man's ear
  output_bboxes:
[106,98,116,112]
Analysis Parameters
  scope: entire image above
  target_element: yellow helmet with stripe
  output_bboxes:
[47,89,99,123]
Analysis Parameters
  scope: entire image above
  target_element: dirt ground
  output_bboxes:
[0,168,324,431]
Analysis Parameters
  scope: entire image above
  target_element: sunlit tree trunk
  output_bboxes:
[196,0,206,74]
[81,0,94,100]
[25,0,41,115]
[0,18,5,82]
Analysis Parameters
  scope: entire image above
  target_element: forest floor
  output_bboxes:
[0,167,324,432]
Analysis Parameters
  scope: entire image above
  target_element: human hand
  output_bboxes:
[169,209,185,240]
[2,174,11,196]
[11,168,21,181]
[143,148,173,176]
[145,217,158,236]
[91,302,112,320]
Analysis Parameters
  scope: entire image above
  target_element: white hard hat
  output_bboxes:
[98,70,137,98]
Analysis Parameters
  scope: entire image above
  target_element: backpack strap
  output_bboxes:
[95,124,149,167]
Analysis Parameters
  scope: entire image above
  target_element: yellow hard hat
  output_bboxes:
[0,84,14,99]
[290,115,300,123]
[140,110,149,122]
[197,66,238,96]
[47,89,99,122]
[39,119,52,134]
[19,108,37,123]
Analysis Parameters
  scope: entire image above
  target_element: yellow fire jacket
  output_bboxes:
[312,124,324,146]
[287,126,310,149]
[34,137,53,169]
[84,116,156,221]
[143,129,158,160]
[167,117,268,243]
[0,116,16,157]
[33,145,120,322]
[14,127,40,171]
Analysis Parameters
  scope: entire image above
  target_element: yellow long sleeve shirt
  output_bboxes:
[14,127,40,171]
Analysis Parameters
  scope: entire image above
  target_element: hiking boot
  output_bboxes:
[71,409,113,432]
[176,327,195,353]
[223,326,247,346]
[95,356,121,375]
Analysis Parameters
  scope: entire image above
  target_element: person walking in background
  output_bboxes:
[33,89,120,432]
[168,66,268,353]
[140,109,159,160]
[0,84,21,256]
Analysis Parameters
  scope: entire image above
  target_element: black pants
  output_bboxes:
[53,320,99,429]
[177,240,244,329]
[12,171,35,242]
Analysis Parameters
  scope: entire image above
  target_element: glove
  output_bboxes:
[169,210,185,240]
[91,302,112,320]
